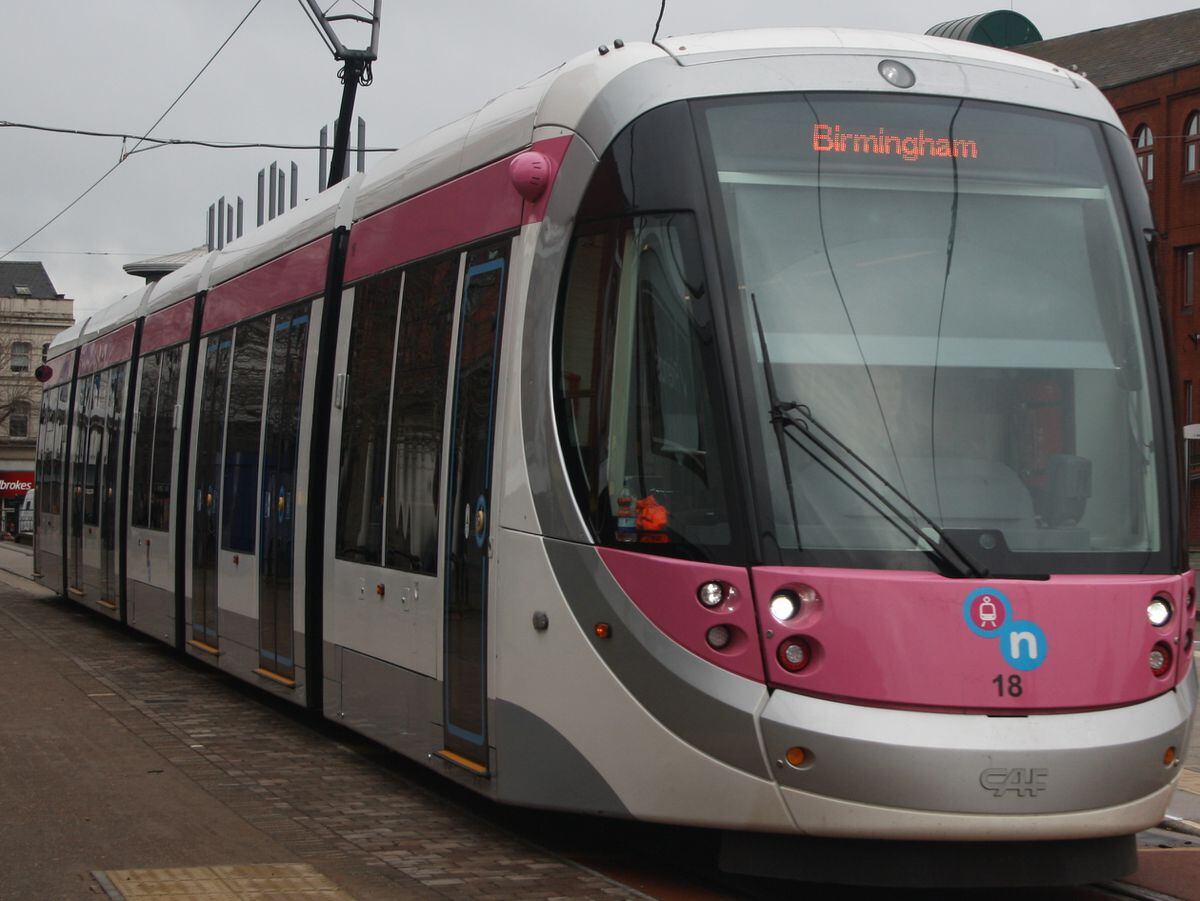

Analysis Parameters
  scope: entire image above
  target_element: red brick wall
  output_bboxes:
[1105,65,1200,546]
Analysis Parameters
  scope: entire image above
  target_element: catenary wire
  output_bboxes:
[0,120,396,154]
[0,0,264,262]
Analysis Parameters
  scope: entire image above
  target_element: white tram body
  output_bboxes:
[34,29,1195,886]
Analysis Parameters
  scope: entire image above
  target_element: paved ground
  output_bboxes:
[4,548,1200,899]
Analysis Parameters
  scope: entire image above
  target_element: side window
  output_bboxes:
[83,374,105,526]
[556,214,733,557]
[10,341,30,373]
[10,401,29,438]
[1134,124,1154,184]
[195,333,233,537]
[130,353,160,528]
[150,345,183,531]
[337,271,402,564]
[53,384,68,515]
[385,254,457,573]
[221,319,269,552]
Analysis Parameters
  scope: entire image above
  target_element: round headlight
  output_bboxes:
[697,581,725,608]
[770,592,798,622]
[1148,596,1173,627]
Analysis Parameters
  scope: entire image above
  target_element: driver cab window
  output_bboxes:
[557,213,732,558]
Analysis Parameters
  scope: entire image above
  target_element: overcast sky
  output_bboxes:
[2,0,1195,320]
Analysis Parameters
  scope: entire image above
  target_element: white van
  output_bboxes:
[18,489,34,539]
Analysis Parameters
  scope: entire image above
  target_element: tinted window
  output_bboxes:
[150,345,182,531]
[557,214,732,558]
[130,353,160,528]
[195,332,232,542]
[221,319,269,552]
[337,272,401,564]
[386,254,457,573]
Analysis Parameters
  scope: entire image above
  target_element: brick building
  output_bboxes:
[1016,10,1200,542]
[0,262,74,534]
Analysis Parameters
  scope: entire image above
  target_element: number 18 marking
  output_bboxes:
[992,674,1023,697]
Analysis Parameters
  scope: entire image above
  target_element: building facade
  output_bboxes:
[0,262,74,534]
[1015,10,1200,542]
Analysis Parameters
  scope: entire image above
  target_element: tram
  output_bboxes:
[33,28,1195,886]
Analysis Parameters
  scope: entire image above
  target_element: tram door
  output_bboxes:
[442,244,508,768]
[192,332,233,649]
[258,306,310,680]
[68,374,95,594]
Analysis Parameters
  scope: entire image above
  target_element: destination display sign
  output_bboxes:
[812,123,979,162]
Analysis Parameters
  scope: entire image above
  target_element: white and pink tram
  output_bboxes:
[33,28,1196,886]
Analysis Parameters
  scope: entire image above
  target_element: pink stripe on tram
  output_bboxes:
[141,297,195,355]
[203,237,331,335]
[77,323,136,376]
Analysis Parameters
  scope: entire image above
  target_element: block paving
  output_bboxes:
[0,578,647,900]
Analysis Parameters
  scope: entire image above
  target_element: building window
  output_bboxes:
[10,342,30,372]
[1134,124,1154,184]
[9,401,29,438]
[1187,113,1200,176]
[13,286,30,296]
[1186,248,1198,309]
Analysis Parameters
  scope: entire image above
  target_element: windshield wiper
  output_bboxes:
[770,401,987,579]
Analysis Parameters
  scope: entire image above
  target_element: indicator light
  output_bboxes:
[778,637,812,673]
[1149,642,1173,677]
[878,59,916,89]
[770,592,798,622]
[1148,596,1173,627]
[1164,746,1178,767]
[706,625,732,650]
[697,581,725,608]
[594,623,611,639]
[785,747,810,768]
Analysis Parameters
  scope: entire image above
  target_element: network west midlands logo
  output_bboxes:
[962,588,1048,671]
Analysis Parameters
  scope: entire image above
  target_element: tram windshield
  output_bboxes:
[700,93,1167,574]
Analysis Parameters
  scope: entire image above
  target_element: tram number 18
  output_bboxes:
[992,674,1024,697]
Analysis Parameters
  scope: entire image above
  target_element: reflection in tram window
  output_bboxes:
[149,345,181,531]
[83,373,105,526]
[337,272,401,565]
[130,352,160,528]
[193,331,232,647]
[557,214,733,560]
[385,254,456,573]
[221,319,270,553]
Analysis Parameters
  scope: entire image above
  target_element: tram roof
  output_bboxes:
[62,26,1114,354]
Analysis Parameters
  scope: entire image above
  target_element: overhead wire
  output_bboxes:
[0,120,396,155]
[1,0,265,262]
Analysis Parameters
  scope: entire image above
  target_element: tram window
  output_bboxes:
[385,254,457,573]
[48,384,68,516]
[195,331,233,543]
[557,214,733,557]
[221,319,269,553]
[83,374,105,526]
[101,366,125,549]
[149,345,182,531]
[130,353,160,529]
[336,272,401,565]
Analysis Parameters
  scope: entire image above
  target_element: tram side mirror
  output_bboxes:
[1044,454,1091,528]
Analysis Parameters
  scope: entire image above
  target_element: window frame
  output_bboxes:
[1186,112,1200,177]
[1134,123,1154,185]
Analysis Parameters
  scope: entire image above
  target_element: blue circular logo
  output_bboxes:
[998,619,1048,671]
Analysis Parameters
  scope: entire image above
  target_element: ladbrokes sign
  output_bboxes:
[0,472,34,498]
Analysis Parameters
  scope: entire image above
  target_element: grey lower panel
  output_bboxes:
[544,538,769,778]
[36,552,62,597]
[333,645,441,764]
[761,672,1197,814]
[184,607,306,705]
[128,579,175,646]
[720,832,1136,888]
[493,700,628,817]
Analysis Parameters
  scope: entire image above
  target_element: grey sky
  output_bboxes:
[1,1,1194,320]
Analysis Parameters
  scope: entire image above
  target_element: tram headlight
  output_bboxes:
[697,581,726,608]
[1148,596,1173,627]
[878,59,916,89]
[1149,642,1173,678]
[770,592,798,622]
[777,637,812,673]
